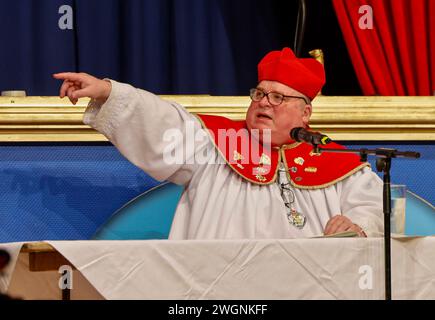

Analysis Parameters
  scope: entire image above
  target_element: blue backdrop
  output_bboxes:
[0,143,432,242]
[0,144,159,242]
[344,143,434,204]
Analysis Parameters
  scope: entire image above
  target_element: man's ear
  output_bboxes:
[302,104,312,125]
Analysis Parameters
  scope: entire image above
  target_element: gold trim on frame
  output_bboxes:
[0,95,433,142]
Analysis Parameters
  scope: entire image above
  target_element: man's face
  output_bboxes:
[246,80,312,146]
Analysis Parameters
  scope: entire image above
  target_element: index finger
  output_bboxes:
[324,215,341,234]
[53,72,87,82]
[327,218,351,235]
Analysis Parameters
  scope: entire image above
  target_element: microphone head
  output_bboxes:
[290,127,304,141]
[320,135,332,145]
[289,127,332,145]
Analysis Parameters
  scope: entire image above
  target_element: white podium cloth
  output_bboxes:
[2,237,435,299]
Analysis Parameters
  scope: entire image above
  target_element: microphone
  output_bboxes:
[290,127,332,145]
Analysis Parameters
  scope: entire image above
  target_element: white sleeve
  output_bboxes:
[83,80,210,185]
[338,167,384,237]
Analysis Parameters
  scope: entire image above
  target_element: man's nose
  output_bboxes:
[259,95,272,108]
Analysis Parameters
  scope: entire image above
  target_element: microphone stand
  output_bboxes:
[312,145,420,300]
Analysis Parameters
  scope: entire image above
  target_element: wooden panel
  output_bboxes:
[0,95,434,141]
[22,242,76,272]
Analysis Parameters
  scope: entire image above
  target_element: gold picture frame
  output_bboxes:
[0,95,433,142]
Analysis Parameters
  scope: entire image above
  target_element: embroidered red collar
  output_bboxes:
[196,114,369,189]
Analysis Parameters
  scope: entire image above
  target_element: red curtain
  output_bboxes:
[332,0,434,96]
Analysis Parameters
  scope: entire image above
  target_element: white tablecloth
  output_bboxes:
[1,237,435,299]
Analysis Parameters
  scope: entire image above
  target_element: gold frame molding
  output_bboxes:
[0,95,433,142]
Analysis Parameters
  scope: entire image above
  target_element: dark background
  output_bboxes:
[0,0,362,96]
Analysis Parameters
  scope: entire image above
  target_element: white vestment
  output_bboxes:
[84,80,384,239]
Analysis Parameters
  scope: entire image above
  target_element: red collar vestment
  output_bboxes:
[195,114,369,189]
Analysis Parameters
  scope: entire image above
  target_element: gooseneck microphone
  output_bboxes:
[290,127,332,145]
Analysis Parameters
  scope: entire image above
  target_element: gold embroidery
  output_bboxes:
[304,167,318,173]
[294,157,304,165]
[236,163,245,169]
[309,150,322,156]
[295,177,303,182]
[255,174,267,182]
[233,150,244,162]
[259,153,271,166]
[194,114,281,185]
[280,142,371,190]
[254,166,268,175]
[290,163,370,190]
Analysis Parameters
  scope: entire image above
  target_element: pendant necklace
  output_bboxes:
[277,162,306,229]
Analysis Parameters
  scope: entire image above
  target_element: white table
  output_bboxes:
[1,237,434,299]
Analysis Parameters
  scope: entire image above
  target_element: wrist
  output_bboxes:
[97,79,112,104]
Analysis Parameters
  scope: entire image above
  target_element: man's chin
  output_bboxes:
[249,121,273,131]
[247,126,273,145]
[247,125,289,147]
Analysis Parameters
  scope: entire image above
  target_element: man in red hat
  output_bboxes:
[54,48,383,239]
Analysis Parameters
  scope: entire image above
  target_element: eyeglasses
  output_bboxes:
[277,166,295,208]
[249,88,309,106]
[279,182,295,208]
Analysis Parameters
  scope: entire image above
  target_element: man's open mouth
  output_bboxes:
[257,113,273,120]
